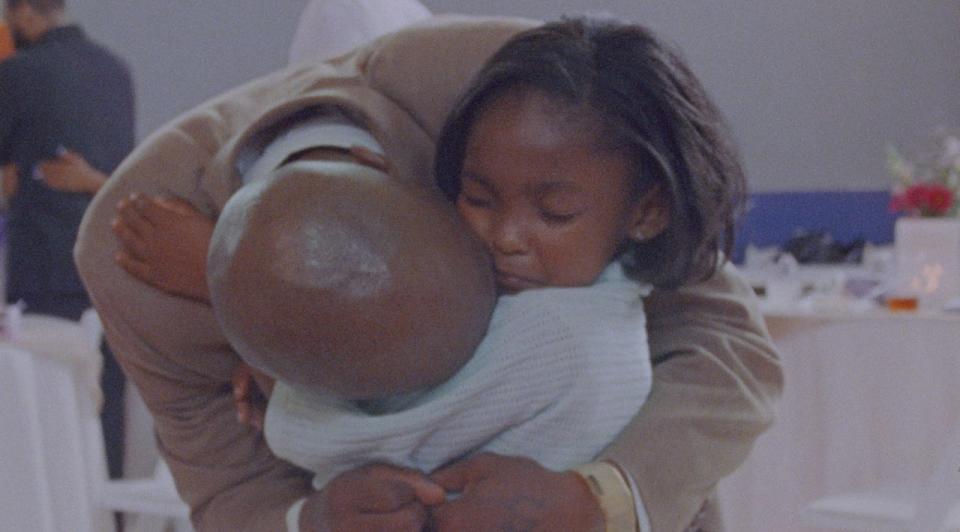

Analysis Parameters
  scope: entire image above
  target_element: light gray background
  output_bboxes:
[57,1,960,192]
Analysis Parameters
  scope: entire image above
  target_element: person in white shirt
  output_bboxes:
[287,0,431,65]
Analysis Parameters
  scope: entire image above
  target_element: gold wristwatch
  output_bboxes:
[572,461,640,532]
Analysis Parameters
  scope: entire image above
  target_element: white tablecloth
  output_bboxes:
[3,312,103,403]
[0,313,162,531]
[718,309,960,531]
[0,314,112,532]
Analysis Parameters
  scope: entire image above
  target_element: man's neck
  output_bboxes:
[27,11,69,43]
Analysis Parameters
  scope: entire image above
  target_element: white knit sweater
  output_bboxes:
[264,262,653,489]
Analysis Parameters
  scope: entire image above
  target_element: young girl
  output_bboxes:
[113,14,743,501]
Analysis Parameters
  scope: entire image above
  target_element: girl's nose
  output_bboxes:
[489,212,527,256]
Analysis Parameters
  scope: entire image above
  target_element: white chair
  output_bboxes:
[80,309,193,532]
[803,423,960,532]
[98,459,193,532]
[0,311,192,532]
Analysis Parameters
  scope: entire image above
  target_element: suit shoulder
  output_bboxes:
[361,16,541,137]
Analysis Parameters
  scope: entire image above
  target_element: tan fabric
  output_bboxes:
[605,262,784,531]
[75,16,782,532]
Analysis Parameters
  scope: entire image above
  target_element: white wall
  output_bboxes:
[68,1,306,141]
[65,1,960,192]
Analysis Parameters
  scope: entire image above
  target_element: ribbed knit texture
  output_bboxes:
[264,263,652,489]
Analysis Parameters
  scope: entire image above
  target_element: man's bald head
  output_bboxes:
[208,160,495,400]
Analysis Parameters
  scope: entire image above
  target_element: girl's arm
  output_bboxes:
[108,144,387,305]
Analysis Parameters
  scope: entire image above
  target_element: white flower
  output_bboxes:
[939,136,960,169]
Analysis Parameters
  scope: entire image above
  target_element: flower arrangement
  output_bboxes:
[888,130,960,217]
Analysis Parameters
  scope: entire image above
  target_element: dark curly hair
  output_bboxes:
[436,17,746,288]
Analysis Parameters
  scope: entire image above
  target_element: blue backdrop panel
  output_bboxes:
[733,190,898,263]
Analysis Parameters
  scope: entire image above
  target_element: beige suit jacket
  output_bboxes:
[75,16,783,532]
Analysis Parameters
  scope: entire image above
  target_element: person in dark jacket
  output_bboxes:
[1,0,134,480]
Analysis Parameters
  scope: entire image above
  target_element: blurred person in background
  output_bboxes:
[0,0,134,481]
[0,20,13,59]
[1,22,13,202]
[287,0,431,65]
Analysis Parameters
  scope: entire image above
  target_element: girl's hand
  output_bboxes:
[430,453,604,532]
[231,363,274,430]
[38,150,107,194]
[300,463,445,532]
[111,193,214,303]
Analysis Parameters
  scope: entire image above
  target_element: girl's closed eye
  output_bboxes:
[459,178,495,208]
[462,193,492,208]
[537,188,586,224]
[538,209,577,224]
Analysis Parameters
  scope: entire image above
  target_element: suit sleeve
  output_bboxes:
[75,71,317,532]
[599,262,784,531]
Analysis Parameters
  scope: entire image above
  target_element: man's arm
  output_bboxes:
[76,44,465,527]
[75,69,323,531]
[601,262,784,531]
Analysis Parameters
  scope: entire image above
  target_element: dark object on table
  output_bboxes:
[781,231,865,264]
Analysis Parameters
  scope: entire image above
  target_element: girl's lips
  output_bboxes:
[495,270,540,294]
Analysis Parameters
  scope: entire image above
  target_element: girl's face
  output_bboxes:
[456,90,652,294]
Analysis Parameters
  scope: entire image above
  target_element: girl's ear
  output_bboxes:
[628,185,669,242]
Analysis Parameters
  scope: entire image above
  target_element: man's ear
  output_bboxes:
[349,145,391,174]
[281,145,391,174]
[627,185,670,242]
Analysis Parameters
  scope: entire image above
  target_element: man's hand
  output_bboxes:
[38,150,107,194]
[430,453,604,532]
[2,163,17,202]
[300,463,445,532]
